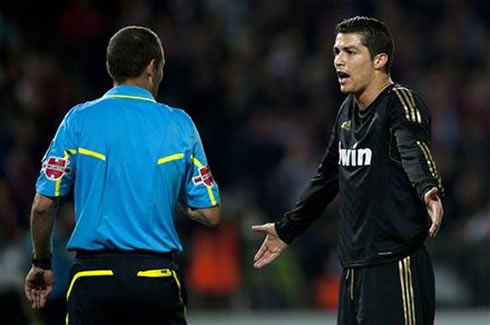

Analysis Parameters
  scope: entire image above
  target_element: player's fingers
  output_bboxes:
[429,206,442,237]
[252,224,269,233]
[254,251,278,269]
[254,239,268,262]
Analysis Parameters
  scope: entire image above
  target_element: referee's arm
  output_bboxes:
[180,203,221,226]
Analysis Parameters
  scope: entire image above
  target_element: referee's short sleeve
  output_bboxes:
[180,113,220,209]
[36,108,78,198]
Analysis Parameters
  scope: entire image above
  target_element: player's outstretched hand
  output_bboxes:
[24,266,55,309]
[424,187,444,237]
[252,223,288,268]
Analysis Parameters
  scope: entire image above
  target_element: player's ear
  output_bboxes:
[373,53,388,70]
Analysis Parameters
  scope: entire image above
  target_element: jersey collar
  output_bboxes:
[103,85,156,103]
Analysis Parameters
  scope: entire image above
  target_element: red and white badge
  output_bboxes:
[43,156,71,180]
[192,166,214,187]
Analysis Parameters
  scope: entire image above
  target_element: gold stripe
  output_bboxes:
[172,270,187,317]
[65,313,69,325]
[394,89,412,122]
[407,257,416,325]
[66,270,114,300]
[404,258,413,325]
[137,268,172,278]
[420,142,440,178]
[404,88,422,123]
[105,94,156,103]
[399,89,417,123]
[157,153,184,165]
[407,88,422,123]
[399,261,409,325]
[350,268,354,301]
[55,150,70,197]
[78,147,106,161]
[190,155,217,206]
[416,142,437,178]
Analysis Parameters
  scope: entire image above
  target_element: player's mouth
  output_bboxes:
[337,71,351,84]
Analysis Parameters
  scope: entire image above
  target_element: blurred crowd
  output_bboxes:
[0,0,489,324]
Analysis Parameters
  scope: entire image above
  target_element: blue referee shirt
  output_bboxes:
[36,85,220,252]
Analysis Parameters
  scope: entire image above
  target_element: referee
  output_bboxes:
[24,26,221,324]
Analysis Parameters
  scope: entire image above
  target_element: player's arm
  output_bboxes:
[253,126,340,268]
[391,87,444,236]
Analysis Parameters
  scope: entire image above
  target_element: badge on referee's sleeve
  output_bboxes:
[192,166,214,187]
[42,156,72,180]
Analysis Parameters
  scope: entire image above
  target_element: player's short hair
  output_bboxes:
[106,26,164,82]
[335,16,394,74]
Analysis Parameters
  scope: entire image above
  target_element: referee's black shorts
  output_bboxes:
[338,246,435,325]
[66,250,187,325]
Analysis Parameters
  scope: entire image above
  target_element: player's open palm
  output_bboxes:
[252,223,288,268]
[424,187,443,237]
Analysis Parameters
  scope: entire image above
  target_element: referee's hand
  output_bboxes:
[24,266,54,309]
[252,223,288,269]
[424,187,444,237]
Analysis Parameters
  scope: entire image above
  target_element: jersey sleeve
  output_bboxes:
[275,124,340,244]
[36,109,78,198]
[391,86,444,201]
[180,115,220,209]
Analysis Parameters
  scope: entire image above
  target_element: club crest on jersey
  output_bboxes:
[338,142,372,166]
[341,120,352,131]
[43,157,71,180]
[193,166,214,187]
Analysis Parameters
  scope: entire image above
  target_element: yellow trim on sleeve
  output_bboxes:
[54,150,71,197]
[78,147,106,161]
[136,268,172,278]
[66,270,114,301]
[190,155,217,206]
[105,94,156,103]
[157,153,184,165]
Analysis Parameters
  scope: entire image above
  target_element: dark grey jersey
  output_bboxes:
[275,84,444,267]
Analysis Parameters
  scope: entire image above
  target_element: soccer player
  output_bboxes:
[24,26,221,324]
[253,16,444,325]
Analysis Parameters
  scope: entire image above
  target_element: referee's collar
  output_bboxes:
[103,85,156,103]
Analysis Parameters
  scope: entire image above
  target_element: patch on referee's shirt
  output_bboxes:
[43,156,71,180]
[192,166,214,187]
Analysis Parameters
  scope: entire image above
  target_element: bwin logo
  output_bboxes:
[338,142,372,166]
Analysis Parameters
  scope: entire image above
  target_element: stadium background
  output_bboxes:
[0,0,488,324]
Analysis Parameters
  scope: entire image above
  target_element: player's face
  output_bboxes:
[333,33,376,94]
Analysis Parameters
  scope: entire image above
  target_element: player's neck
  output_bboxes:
[354,76,393,110]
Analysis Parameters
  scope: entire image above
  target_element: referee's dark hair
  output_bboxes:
[106,26,165,82]
[335,16,394,75]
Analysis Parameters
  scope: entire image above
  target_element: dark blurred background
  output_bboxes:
[0,0,488,324]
